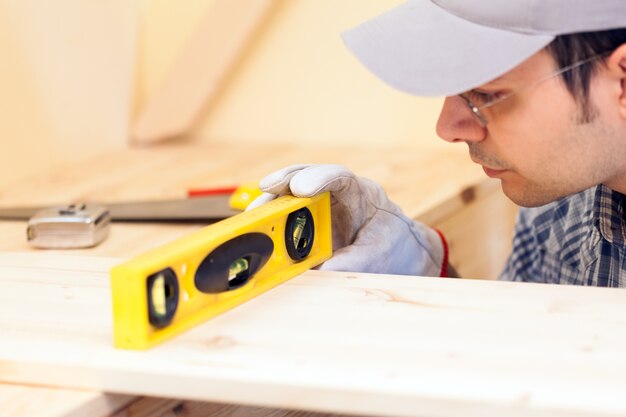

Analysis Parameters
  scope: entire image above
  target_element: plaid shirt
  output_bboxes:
[500,185,626,287]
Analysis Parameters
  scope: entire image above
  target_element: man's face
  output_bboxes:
[436,49,625,207]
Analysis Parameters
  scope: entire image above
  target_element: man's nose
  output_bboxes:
[436,96,487,143]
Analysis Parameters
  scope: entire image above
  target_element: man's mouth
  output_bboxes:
[482,166,508,178]
[468,145,510,177]
[470,155,508,177]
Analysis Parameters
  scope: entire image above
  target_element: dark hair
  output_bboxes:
[546,29,626,121]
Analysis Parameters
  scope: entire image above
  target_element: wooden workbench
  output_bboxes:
[0,142,515,277]
[0,143,526,417]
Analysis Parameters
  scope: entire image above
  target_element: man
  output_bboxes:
[250,0,626,286]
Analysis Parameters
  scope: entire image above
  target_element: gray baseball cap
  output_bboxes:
[341,0,626,96]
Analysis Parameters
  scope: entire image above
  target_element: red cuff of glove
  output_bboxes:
[433,229,449,278]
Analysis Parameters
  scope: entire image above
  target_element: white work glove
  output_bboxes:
[247,164,448,277]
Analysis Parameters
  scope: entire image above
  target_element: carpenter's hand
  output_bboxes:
[248,164,447,276]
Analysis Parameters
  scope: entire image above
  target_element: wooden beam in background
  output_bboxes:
[132,0,278,144]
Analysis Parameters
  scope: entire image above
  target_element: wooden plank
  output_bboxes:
[132,0,278,143]
[0,384,352,417]
[1,252,626,417]
[0,384,134,417]
[0,385,353,417]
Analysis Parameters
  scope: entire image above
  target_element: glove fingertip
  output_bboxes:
[259,164,312,194]
[245,192,276,211]
[290,164,354,196]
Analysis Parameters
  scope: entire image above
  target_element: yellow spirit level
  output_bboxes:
[110,193,332,350]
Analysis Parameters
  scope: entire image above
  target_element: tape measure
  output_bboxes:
[110,193,332,350]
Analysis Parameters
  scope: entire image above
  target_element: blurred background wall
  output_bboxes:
[0,0,138,184]
[0,0,445,184]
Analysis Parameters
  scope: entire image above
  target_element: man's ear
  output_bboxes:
[608,43,626,119]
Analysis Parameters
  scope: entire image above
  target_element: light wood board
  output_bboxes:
[0,384,133,417]
[2,252,626,417]
[0,383,346,417]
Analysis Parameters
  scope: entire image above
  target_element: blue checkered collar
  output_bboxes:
[594,185,626,245]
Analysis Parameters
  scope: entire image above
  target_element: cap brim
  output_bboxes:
[341,0,555,96]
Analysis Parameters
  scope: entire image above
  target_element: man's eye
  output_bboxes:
[466,90,503,106]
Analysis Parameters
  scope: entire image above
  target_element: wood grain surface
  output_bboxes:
[2,252,626,417]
